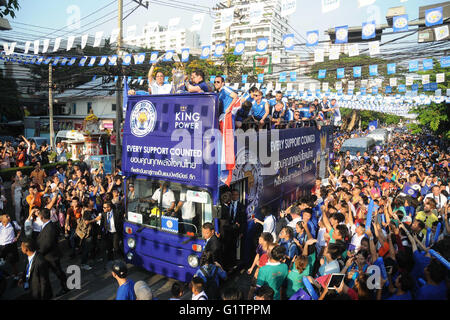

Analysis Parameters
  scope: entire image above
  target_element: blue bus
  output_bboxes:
[122,93,333,282]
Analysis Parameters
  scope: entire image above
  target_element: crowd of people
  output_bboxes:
[193,128,449,301]
[0,69,449,301]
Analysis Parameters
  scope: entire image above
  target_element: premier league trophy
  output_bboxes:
[170,58,189,94]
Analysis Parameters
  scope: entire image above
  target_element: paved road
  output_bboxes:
[0,238,252,300]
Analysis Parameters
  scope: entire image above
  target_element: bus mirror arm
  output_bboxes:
[136,226,145,233]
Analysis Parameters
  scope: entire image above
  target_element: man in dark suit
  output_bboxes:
[37,208,69,296]
[19,237,53,300]
[228,190,247,269]
[93,201,124,263]
[200,222,222,267]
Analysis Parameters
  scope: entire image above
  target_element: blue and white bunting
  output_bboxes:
[78,56,88,66]
[98,56,108,66]
[393,14,408,32]
[441,56,450,68]
[256,38,268,53]
[43,57,52,65]
[234,41,245,55]
[409,60,418,72]
[60,57,67,66]
[337,68,345,79]
[134,53,146,65]
[122,54,132,66]
[283,34,295,51]
[425,7,443,27]
[279,72,286,82]
[242,74,248,83]
[52,57,60,66]
[385,86,392,94]
[164,50,174,61]
[369,65,378,76]
[353,66,362,78]
[423,59,433,71]
[306,30,319,47]
[108,55,118,66]
[200,45,210,59]
[372,86,378,95]
[318,69,327,79]
[35,56,44,65]
[258,73,264,83]
[387,63,396,75]
[290,71,297,81]
[210,75,216,83]
[181,48,190,62]
[150,51,158,63]
[87,56,96,67]
[214,43,225,57]
[362,21,376,40]
[398,84,406,92]
[335,25,348,44]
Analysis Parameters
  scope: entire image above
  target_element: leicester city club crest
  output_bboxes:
[130,100,157,137]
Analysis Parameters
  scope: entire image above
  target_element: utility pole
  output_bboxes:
[224,0,231,77]
[115,0,148,169]
[48,64,54,150]
[115,0,123,169]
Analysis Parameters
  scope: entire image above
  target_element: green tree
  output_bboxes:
[408,102,450,139]
[0,0,20,18]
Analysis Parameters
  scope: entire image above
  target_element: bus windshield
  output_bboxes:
[125,178,213,236]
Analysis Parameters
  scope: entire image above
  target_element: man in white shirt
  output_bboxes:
[0,212,21,279]
[147,61,172,95]
[150,181,176,212]
[175,189,196,234]
[424,185,447,212]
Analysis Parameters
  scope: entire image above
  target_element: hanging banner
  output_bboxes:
[389,77,397,87]
[110,28,119,43]
[258,73,264,83]
[281,0,297,17]
[181,48,190,62]
[337,68,345,79]
[322,82,329,92]
[149,51,158,63]
[134,53,146,65]
[42,39,50,53]
[272,50,281,64]
[214,43,226,57]
[78,56,88,67]
[335,25,348,44]
[164,50,174,61]
[348,43,359,57]
[34,39,40,54]
[306,30,319,47]
[200,45,210,59]
[422,74,430,84]
[369,65,378,76]
[353,66,362,78]
[405,76,413,86]
[385,86,392,93]
[362,20,376,39]
[434,25,449,41]
[393,14,408,32]
[322,0,340,13]
[98,56,108,66]
[220,7,234,30]
[440,56,450,67]
[190,13,205,32]
[423,59,433,71]
[329,46,340,60]
[283,34,295,51]
[256,38,268,53]
[314,48,324,63]
[242,74,248,83]
[87,56,96,67]
[425,7,443,27]
[279,72,287,82]
[387,63,396,75]
[436,73,445,83]
[108,55,118,66]
[409,60,418,72]
[234,40,245,55]
[81,34,89,49]
[368,40,380,56]
[249,2,265,24]
[94,31,104,47]
[66,36,75,51]
[290,71,297,81]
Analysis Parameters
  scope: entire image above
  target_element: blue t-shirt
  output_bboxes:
[283,109,294,121]
[116,279,136,300]
[218,86,236,114]
[410,250,431,288]
[299,107,311,119]
[196,81,209,93]
[269,98,286,111]
[241,91,254,104]
[279,239,298,259]
[386,291,412,300]
[416,281,447,300]
[250,99,268,119]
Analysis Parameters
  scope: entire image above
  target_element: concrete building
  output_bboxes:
[125,24,201,51]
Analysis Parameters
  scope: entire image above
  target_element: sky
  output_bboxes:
[5,0,446,48]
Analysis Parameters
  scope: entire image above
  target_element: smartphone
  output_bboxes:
[327,273,345,290]
[251,214,255,219]
[386,266,393,274]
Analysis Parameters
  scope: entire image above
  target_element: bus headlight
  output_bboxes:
[126,252,134,261]
[187,255,199,268]
[127,238,136,249]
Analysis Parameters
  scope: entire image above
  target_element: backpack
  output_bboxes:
[199,265,219,300]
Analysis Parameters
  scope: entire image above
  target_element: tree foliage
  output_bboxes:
[408,102,450,139]
[0,0,20,18]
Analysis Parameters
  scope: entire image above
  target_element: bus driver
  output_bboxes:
[142,181,176,214]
